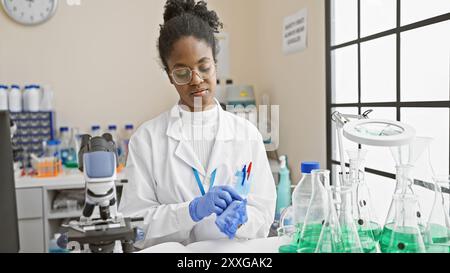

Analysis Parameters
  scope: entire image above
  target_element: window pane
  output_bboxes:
[365,172,395,224]
[331,107,359,162]
[332,45,358,103]
[401,21,450,102]
[331,0,358,45]
[361,0,397,37]
[361,107,397,174]
[401,108,449,182]
[401,0,450,26]
[361,35,397,103]
[361,107,397,120]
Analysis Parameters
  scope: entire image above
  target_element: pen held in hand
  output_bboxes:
[241,165,246,186]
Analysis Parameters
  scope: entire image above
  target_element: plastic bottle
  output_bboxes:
[59,127,77,168]
[119,124,134,166]
[45,139,61,158]
[40,85,54,111]
[215,79,227,107]
[91,125,102,137]
[275,155,292,220]
[24,85,41,112]
[224,79,234,113]
[107,125,121,156]
[292,162,320,231]
[0,85,8,111]
[59,127,70,164]
[8,85,22,112]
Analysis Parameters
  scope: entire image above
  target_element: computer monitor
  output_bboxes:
[0,111,20,253]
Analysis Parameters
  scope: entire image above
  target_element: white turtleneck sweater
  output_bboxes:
[179,104,219,172]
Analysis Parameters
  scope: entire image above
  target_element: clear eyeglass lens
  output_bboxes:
[172,64,215,85]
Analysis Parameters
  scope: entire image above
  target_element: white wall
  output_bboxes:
[252,0,326,182]
[0,0,177,133]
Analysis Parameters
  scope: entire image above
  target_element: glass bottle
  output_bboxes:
[297,169,329,253]
[291,162,320,249]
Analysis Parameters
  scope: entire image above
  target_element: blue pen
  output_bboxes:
[241,165,247,186]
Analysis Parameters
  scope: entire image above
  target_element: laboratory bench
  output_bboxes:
[14,172,126,253]
[14,161,280,253]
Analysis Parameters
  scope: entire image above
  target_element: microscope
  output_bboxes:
[58,133,143,253]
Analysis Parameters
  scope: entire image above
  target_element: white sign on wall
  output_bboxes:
[283,8,308,54]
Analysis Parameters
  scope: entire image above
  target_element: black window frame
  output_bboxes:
[325,0,450,190]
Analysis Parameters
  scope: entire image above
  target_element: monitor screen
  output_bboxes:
[0,111,20,253]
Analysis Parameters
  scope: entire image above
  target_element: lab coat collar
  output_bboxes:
[166,99,234,176]
[166,99,234,142]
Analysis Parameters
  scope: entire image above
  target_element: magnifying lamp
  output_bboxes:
[343,119,416,147]
[332,111,417,186]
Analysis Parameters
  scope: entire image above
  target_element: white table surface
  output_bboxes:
[138,237,285,253]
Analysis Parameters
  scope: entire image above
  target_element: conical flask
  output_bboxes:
[297,169,329,253]
[347,149,381,253]
[423,175,450,253]
[380,164,426,251]
[277,206,298,253]
[315,186,344,253]
[336,185,364,253]
[383,194,426,253]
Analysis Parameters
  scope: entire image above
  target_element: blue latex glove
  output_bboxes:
[215,199,248,239]
[189,186,243,222]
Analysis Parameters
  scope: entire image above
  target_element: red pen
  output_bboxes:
[247,162,252,180]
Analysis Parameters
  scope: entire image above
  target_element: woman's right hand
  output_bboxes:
[189,186,243,222]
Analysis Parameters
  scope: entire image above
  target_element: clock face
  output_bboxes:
[2,0,58,25]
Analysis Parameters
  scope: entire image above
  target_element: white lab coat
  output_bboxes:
[119,101,276,249]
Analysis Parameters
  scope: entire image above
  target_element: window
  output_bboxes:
[326,1,450,204]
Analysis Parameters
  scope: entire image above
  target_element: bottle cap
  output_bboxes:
[47,139,61,146]
[301,162,320,174]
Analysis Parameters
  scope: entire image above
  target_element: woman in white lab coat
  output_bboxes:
[119,0,276,249]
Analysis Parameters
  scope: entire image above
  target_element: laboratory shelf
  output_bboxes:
[47,210,83,220]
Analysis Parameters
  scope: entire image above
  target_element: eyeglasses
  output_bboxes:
[170,63,216,85]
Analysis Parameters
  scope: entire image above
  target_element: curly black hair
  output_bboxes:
[158,0,223,71]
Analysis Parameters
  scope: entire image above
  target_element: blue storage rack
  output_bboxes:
[10,111,56,160]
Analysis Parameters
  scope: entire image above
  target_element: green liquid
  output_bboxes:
[340,227,364,253]
[297,223,323,253]
[424,224,450,253]
[380,224,426,253]
[278,223,303,253]
[427,223,450,244]
[314,227,363,253]
[357,221,381,253]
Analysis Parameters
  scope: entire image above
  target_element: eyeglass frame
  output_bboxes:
[169,62,217,86]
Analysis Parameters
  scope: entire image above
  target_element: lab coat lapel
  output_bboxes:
[166,104,206,176]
